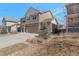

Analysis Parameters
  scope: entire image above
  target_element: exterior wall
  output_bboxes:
[6,22,17,26]
[66,4,79,33]
[39,12,52,22]
[21,16,39,24]
[11,25,17,33]
[52,24,57,32]
[39,11,53,33]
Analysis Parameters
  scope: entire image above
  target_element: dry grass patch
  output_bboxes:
[32,37,79,56]
[9,36,79,56]
[0,43,28,56]
[26,38,43,44]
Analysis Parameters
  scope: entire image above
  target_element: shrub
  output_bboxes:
[0,30,7,34]
[26,38,42,44]
[39,23,50,39]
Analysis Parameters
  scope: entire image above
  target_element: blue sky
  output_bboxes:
[0,3,67,25]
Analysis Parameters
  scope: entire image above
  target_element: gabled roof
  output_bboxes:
[51,17,59,25]
[24,7,41,17]
[51,18,57,25]
[2,17,18,23]
[39,10,58,25]
[39,11,53,22]
[23,6,58,25]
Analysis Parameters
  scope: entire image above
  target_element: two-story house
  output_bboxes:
[20,7,58,33]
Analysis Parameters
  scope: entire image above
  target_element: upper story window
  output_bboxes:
[26,17,30,20]
[31,14,37,20]
[73,5,79,13]
[21,18,26,23]
[67,6,74,14]
[67,5,79,14]
[74,17,79,22]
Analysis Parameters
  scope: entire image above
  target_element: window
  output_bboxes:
[8,26,11,32]
[73,22,79,27]
[27,17,30,20]
[31,14,37,20]
[47,22,50,25]
[67,7,74,14]
[74,17,79,22]
[73,5,79,13]
[22,20,26,22]
[68,27,79,32]
[21,18,26,23]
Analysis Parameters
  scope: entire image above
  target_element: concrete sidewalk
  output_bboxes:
[0,33,37,48]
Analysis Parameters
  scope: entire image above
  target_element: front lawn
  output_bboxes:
[0,43,28,56]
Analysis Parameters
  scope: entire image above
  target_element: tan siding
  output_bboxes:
[39,12,52,22]
[11,25,17,32]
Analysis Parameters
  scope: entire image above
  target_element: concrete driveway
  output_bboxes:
[0,33,37,48]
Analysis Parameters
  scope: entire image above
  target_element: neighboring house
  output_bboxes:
[66,3,79,33]
[20,7,58,33]
[2,17,20,33]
